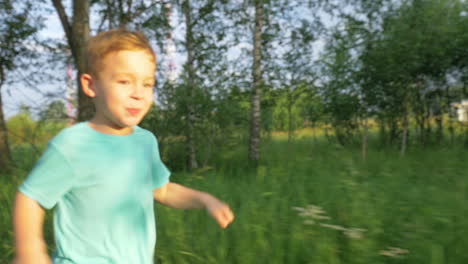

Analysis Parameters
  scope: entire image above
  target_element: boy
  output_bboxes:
[13,29,234,264]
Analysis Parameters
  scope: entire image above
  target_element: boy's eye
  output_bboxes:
[118,80,130,85]
[144,83,154,88]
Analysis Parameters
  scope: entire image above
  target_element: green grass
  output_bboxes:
[1,136,468,263]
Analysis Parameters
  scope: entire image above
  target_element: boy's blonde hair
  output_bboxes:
[86,29,156,76]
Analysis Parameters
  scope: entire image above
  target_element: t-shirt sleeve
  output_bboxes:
[151,134,171,189]
[18,143,76,210]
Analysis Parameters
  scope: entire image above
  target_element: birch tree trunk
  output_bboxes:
[52,0,92,121]
[183,0,198,170]
[249,0,264,167]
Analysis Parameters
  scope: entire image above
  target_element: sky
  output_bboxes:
[3,10,64,119]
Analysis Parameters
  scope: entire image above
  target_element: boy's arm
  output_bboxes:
[153,182,234,229]
[12,192,51,264]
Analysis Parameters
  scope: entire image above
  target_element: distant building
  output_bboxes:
[452,100,468,122]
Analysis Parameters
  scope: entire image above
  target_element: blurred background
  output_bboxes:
[1,0,468,263]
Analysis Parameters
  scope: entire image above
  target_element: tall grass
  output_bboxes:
[1,133,468,263]
[155,137,468,264]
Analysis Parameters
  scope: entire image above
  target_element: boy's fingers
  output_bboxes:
[224,207,234,223]
[214,210,227,228]
[210,205,233,228]
[219,205,234,228]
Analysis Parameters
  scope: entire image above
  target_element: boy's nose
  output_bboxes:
[130,85,144,99]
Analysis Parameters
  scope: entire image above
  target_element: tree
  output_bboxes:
[320,29,362,146]
[223,0,325,164]
[39,100,67,121]
[275,15,320,142]
[248,0,265,167]
[181,0,199,170]
[94,0,163,30]
[7,105,37,147]
[357,0,466,150]
[156,0,230,170]
[51,0,91,121]
[0,0,38,172]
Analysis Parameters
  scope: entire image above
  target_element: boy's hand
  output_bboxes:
[154,183,234,228]
[204,196,235,229]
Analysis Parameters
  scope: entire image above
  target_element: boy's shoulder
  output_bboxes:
[50,122,89,145]
[50,122,157,146]
[134,126,160,143]
[132,126,158,143]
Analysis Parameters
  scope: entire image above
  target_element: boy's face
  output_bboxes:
[85,50,156,131]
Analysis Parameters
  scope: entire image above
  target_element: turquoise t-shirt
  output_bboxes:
[19,122,171,264]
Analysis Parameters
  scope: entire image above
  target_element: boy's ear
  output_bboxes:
[81,73,97,98]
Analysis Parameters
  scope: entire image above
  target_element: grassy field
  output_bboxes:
[1,133,468,263]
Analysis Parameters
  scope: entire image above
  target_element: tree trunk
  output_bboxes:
[52,0,92,122]
[463,83,467,98]
[416,111,424,145]
[378,118,387,147]
[424,107,430,146]
[287,92,293,143]
[448,117,455,145]
[361,117,368,161]
[400,93,410,157]
[433,92,441,144]
[325,124,331,142]
[73,0,92,121]
[401,115,408,157]
[311,122,317,145]
[389,118,398,145]
[249,0,264,167]
[447,83,456,145]
[183,0,198,170]
[435,114,442,144]
[0,73,12,173]
[461,84,468,148]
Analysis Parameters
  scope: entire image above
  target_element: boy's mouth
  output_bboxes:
[127,108,141,116]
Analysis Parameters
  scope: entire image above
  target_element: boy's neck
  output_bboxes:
[87,118,134,136]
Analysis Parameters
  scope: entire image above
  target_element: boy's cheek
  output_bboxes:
[146,103,153,113]
[142,102,152,114]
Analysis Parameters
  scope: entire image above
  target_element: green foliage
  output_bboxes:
[268,85,323,131]
[318,0,468,147]
[321,32,362,144]
[7,108,66,150]
[141,85,252,171]
[39,100,67,122]
[6,106,36,146]
[0,0,39,74]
